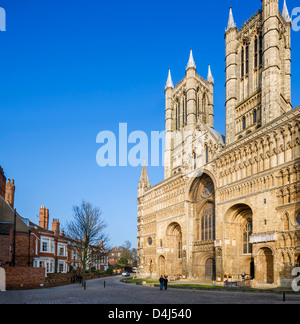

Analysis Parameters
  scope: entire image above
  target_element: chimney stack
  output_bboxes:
[39,206,49,230]
[5,179,15,208]
[52,219,60,237]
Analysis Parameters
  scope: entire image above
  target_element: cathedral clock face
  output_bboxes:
[201,181,214,198]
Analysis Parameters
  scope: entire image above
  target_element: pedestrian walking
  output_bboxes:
[159,276,164,290]
[163,276,168,290]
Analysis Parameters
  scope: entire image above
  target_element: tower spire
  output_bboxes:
[139,160,150,184]
[138,160,151,197]
[282,0,291,23]
[226,6,236,32]
[207,64,214,84]
[165,68,174,90]
[186,49,196,71]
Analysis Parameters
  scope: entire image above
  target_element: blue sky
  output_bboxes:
[0,0,300,248]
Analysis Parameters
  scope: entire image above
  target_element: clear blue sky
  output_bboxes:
[1,0,300,249]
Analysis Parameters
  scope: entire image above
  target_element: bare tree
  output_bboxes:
[66,200,109,283]
[119,240,137,267]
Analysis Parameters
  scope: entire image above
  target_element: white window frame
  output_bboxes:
[40,237,54,254]
[58,243,67,257]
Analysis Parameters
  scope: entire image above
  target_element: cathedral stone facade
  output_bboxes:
[137,0,300,288]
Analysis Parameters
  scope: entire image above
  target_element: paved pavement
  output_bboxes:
[0,275,299,304]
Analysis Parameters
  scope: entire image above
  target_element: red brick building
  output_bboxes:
[108,246,123,267]
[0,166,109,277]
[0,193,29,267]
[29,206,70,275]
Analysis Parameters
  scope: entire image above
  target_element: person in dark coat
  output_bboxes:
[163,276,168,290]
[159,276,164,290]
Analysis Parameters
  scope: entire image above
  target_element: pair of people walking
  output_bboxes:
[159,275,168,290]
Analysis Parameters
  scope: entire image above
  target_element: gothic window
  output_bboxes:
[284,214,289,231]
[259,34,263,67]
[205,146,209,164]
[176,103,178,130]
[196,96,198,121]
[178,233,182,259]
[202,94,207,124]
[243,220,253,254]
[201,181,214,198]
[253,109,257,124]
[182,96,187,126]
[185,96,187,125]
[243,116,246,130]
[254,36,258,69]
[201,203,215,241]
[182,98,185,127]
[297,213,300,225]
[241,47,245,78]
[177,102,180,130]
[246,44,249,75]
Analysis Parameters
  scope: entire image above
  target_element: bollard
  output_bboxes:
[104,280,106,288]
[283,291,286,302]
[84,281,86,290]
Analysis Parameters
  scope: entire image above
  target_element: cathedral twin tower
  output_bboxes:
[163,0,293,178]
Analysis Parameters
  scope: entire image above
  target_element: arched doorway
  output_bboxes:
[205,258,216,280]
[166,223,183,277]
[256,247,274,284]
[158,256,166,277]
[224,204,254,280]
[188,173,216,280]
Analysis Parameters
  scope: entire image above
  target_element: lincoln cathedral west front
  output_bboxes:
[137,0,300,288]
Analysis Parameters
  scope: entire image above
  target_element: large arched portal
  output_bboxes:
[224,204,254,280]
[189,173,216,280]
[165,222,183,277]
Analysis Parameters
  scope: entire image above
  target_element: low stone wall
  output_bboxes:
[45,273,73,287]
[4,267,45,290]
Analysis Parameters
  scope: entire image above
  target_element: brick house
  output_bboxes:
[25,206,109,276]
[30,206,70,275]
[108,246,124,267]
[0,182,30,267]
[0,166,109,276]
[69,241,109,274]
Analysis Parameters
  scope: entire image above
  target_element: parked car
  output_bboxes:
[122,271,130,277]
[132,267,137,273]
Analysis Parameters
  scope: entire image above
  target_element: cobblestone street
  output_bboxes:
[0,275,299,304]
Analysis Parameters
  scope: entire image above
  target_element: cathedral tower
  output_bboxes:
[225,1,292,144]
[163,50,215,179]
[261,0,292,124]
